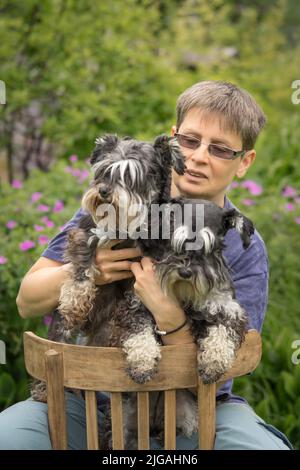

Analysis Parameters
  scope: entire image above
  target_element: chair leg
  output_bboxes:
[45,350,68,450]
[198,378,216,450]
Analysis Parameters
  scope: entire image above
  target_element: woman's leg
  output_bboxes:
[151,402,293,450]
[0,392,105,450]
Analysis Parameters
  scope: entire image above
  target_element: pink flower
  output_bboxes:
[30,192,42,202]
[229,182,239,189]
[69,155,78,163]
[282,186,297,197]
[38,235,50,246]
[34,224,44,232]
[37,204,50,212]
[285,203,295,212]
[241,180,263,196]
[294,197,300,205]
[71,168,81,178]
[295,217,300,225]
[11,179,22,189]
[41,216,55,228]
[6,220,17,229]
[78,169,90,184]
[43,315,53,326]
[53,200,64,213]
[20,240,35,251]
[64,166,72,173]
[0,256,8,265]
[59,225,67,232]
[242,198,256,206]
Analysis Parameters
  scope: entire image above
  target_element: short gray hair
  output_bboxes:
[176,80,266,149]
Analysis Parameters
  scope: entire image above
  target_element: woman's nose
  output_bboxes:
[190,143,210,164]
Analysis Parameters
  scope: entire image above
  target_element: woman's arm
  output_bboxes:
[17,241,142,319]
[131,257,194,345]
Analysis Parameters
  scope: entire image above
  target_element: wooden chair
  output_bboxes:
[23,330,261,450]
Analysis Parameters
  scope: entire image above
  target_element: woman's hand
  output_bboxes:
[94,240,142,285]
[130,257,189,334]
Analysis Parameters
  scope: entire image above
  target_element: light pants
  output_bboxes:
[0,392,293,450]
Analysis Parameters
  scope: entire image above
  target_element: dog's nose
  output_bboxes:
[178,267,192,279]
[98,184,111,198]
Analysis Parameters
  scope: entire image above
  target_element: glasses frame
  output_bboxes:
[174,133,246,160]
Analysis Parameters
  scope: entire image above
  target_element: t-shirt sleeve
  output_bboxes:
[228,234,269,332]
[42,208,86,263]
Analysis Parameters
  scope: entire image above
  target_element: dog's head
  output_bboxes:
[154,198,254,307]
[82,133,185,226]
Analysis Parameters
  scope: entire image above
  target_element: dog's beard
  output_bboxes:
[156,265,210,310]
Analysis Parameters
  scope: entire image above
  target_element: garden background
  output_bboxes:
[0,0,300,448]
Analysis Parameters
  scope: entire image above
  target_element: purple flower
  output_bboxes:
[241,180,263,196]
[241,198,256,206]
[282,186,297,197]
[0,256,8,265]
[295,217,300,225]
[30,192,42,202]
[43,315,53,326]
[38,235,50,246]
[20,240,35,251]
[285,203,295,212]
[37,204,50,212]
[53,200,64,213]
[6,220,17,229]
[34,224,44,232]
[69,155,78,163]
[11,179,23,189]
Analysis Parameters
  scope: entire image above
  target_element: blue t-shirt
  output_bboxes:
[42,196,269,404]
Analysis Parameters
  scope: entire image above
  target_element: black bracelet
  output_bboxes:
[154,319,188,336]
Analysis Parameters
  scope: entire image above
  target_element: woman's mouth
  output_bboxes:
[185,169,208,181]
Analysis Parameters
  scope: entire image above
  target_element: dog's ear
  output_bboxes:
[153,134,186,175]
[222,208,255,249]
[90,134,119,165]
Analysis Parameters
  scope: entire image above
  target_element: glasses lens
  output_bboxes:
[209,144,234,159]
[176,134,199,150]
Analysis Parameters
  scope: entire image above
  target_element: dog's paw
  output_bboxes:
[198,363,227,384]
[126,364,158,384]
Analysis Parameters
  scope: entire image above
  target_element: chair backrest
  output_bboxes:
[23,330,262,450]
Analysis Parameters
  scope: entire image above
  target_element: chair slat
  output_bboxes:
[198,379,216,450]
[110,392,124,450]
[85,390,99,450]
[45,350,67,450]
[164,390,176,450]
[137,391,150,450]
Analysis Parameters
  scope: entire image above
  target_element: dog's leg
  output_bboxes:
[114,294,162,384]
[191,295,247,384]
[59,228,99,334]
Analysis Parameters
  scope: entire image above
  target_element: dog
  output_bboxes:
[30,133,185,402]
[104,196,253,448]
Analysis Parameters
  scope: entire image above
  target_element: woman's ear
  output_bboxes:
[171,125,177,137]
[235,150,256,178]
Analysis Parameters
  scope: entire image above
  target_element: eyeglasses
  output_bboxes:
[174,133,246,160]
